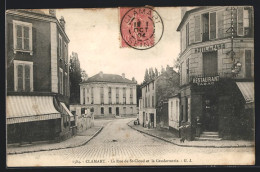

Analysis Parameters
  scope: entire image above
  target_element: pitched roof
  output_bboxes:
[81,73,136,84]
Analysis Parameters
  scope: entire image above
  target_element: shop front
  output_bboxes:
[180,75,254,141]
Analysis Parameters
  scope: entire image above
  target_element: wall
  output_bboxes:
[168,97,180,130]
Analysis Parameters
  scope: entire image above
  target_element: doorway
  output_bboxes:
[116,107,119,116]
[203,95,218,131]
[150,113,155,128]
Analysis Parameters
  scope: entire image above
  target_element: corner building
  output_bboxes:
[79,72,137,117]
[177,6,254,140]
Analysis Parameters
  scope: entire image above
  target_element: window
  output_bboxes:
[116,87,119,104]
[202,13,209,42]
[64,72,67,96]
[109,107,112,114]
[58,34,63,57]
[170,101,173,121]
[64,42,68,62]
[83,88,85,104]
[14,60,33,92]
[91,87,94,104]
[101,107,104,115]
[237,7,252,37]
[186,58,189,83]
[186,22,189,47]
[152,95,154,108]
[59,68,63,94]
[123,107,126,114]
[87,97,89,103]
[209,12,216,40]
[13,20,33,55]
[130,87,133,104]
[100,87,104,104]
[108,87,112,104]
[123,87,126,104]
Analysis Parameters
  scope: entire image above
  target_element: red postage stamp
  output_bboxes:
[120,7,164,50]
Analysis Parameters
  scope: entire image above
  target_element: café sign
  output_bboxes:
[194,43,225,53]
[192,75,220,86]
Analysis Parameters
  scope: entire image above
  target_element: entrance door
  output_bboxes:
[203,95,218,131]
[150,113,154,128]
[116,107,119,116]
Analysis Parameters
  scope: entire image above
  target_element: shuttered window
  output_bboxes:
[203,51,218,75]
[217,11,224,38]
[237,7,244,36]
[210,12,216,40]
[195,15,201,42]
[186,58,189,83]
[186,23,189,47]
[14,61,33,92]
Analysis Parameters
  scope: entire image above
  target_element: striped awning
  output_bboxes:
[60,102,75,121]
[236,82,254,104]
[6,96,61,124]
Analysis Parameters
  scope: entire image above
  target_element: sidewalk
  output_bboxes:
[7,120,109,155]
[128,120,254,148]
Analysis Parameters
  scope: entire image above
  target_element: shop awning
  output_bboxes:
[6,96,61,124]
[236,82,254,104]
[60,102,75,121]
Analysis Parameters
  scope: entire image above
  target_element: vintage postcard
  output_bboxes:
[6,6,255,167]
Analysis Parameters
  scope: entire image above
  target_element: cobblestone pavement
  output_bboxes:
[7,118,255,167]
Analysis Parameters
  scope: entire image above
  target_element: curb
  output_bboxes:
[127,121,254,148]
[7,126,104,155]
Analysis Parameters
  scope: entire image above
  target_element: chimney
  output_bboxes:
[49,9,56,17]
[59,16,66,31]
[99,71,103,78]
[122,73,125,79]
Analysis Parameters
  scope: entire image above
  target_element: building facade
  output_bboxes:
[168,95,180,136]
[79,72,137,117]
[177,6,254,140]
[6,9,74,144]
[139,67,180,128]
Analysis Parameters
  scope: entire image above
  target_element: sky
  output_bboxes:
[55,7,181,84]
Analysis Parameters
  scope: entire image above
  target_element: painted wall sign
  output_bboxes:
[192,75,220,86]
[194,43,225,53]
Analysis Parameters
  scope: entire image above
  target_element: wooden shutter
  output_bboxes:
[203,51,218,75]
[245,50,252,78]
[210,12,216,39]
[237,7,244,36]
[186,23,189,46]
[195,15,201,42]
[16,25,23,49]
[24,65,31,92]
[217,11,224,38]
[17,65,23,91]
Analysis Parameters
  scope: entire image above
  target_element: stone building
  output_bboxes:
[139,66,180,128]
[78,72,137,117]
[177,6,254,140]
[6,9,74,144]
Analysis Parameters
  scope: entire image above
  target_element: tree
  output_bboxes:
[173,53,181,74]
[144,68,150,83]
[69,52,82,104]
[161,66,165,74]
[154,68,159,77]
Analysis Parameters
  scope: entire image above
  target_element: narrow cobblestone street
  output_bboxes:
[7,118,255,166]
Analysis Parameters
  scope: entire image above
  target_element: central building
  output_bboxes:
[79,72,137,117]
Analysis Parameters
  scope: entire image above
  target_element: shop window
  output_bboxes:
[14,60,33,92]
[13,20,33,55]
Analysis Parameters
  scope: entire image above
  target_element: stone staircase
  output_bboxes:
[196,131,222,141]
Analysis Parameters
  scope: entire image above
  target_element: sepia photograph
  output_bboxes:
[5,5,255,167]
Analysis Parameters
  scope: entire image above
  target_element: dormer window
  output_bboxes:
[13,20,33,55]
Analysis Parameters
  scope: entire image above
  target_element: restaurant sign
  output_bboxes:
[192,75,220,86]
[194,43,225,53]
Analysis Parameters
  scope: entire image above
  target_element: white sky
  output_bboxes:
[55,7,181,84]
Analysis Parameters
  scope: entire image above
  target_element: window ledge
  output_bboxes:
[14,49,33,55]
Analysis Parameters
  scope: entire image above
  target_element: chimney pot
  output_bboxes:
[49,9,56,16]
